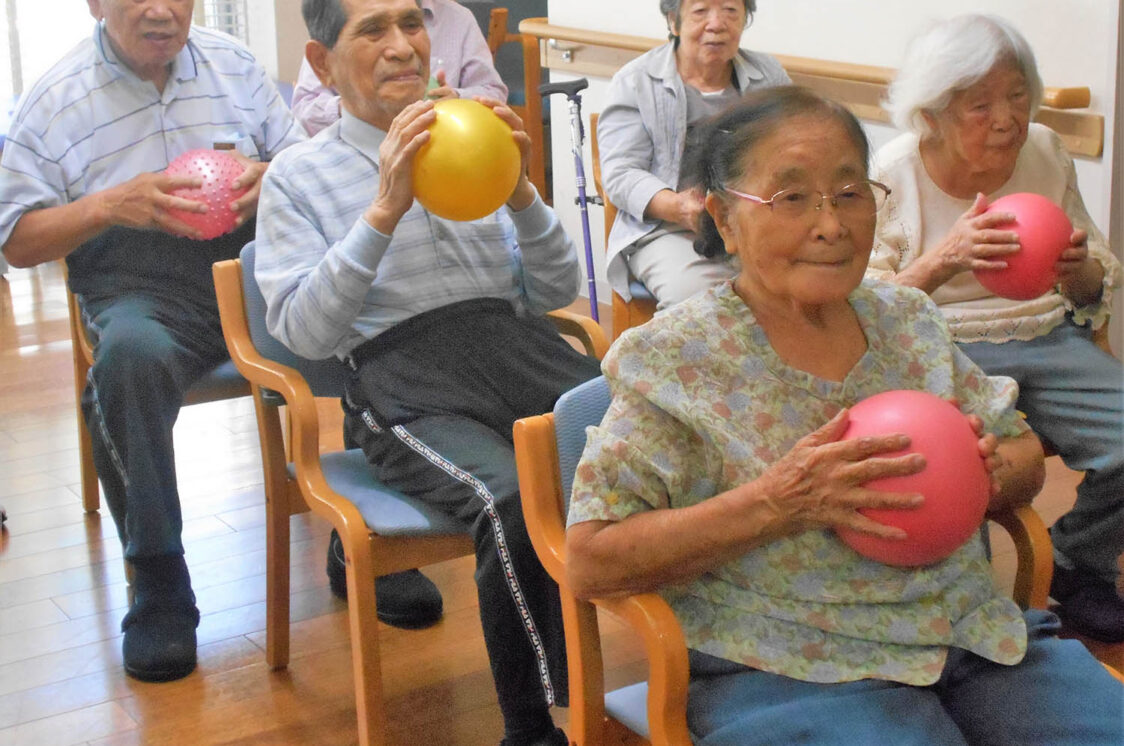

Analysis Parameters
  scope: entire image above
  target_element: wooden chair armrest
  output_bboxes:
[988,504,1053,610]
[596,593,692,746]
[513,412,567,582]
[547,308,609,359]
[212,259,368,536]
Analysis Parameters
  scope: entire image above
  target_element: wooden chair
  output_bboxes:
[212,244,606,746]
[473,4,547,198]
[513,375,1119,745]
[64,277,249,513]
[589,113,657,341]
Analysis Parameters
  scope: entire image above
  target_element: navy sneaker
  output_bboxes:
[326,529,443,629]
[121,555,199,682]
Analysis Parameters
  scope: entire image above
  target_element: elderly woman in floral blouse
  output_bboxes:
[566,87,1123,745]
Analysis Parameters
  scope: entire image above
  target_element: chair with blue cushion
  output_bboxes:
[589,113,658,341]
[65,278,249,513]
[461,1,549,197]
[514,376,690,745]
[512,376,1113,745]
[213,243,606,746]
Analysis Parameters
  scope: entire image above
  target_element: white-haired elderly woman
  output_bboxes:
[870,14,1124,643]
[597,0,789,309]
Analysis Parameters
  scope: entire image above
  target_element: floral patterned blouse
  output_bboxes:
[569,280,1031,685]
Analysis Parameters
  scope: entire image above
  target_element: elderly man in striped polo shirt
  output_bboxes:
[0,0,303,683]
[254,1,599,743]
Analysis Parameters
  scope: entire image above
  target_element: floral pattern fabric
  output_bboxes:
[569,280,1030,685]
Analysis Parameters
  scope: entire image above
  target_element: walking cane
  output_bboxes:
[538,78,600,322]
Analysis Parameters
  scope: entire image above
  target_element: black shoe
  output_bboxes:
[500,727,568,746]
[326,529,444,629]
[122,607,199,682]
[121,555,199,682]
[1050,562,1124,643]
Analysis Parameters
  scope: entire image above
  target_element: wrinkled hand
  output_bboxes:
[426,69,458,101]
[964,412,1002,498]
[756,409,926,539]
[364,99,437,234]
[476,96,536,211]
[1053,228,1105,304]
[676,188,705,233]
[97,171,208,239]
[932,193,1021,281]
[228,152,268,228]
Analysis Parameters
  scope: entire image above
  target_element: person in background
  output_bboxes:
[257,1,602,742]
[290,0,507,135]
[870,14,1124,643]
[569,86,1123,745]
[597,0,789,309]
[0,0,303,682]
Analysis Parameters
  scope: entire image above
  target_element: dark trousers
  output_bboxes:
[72,223,250,563]
[342,299,601,729]
[80,290,230,561]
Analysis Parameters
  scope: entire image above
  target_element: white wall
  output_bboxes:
[545,0,1121,337]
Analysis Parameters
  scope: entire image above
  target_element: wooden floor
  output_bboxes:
[0,262,1119,745]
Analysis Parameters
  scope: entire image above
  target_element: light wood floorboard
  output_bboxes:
[0,261,1118,745]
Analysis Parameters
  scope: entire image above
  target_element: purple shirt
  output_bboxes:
[291,0,508,136]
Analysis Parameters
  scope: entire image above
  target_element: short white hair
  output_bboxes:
[885,14,1044,137]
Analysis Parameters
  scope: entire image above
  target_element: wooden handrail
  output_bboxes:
[518,18,1101,158]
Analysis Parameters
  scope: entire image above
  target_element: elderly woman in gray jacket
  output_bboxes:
[597,0,789,309]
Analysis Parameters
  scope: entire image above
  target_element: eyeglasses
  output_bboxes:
[724,180,892,220]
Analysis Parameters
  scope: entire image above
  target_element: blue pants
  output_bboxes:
[79,291,230,561]
[687,610,1123,745]
[958,320,1124,583]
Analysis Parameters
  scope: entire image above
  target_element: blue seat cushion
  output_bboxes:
[183,359,248,405]
[287,449,471,537]
[629,279,655,303]
[605,682,650,738]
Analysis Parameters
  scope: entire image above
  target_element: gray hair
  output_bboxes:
[302,0,349,48]
[885,14,1043,137]
[660,0,756,39]
[689,86,870,259]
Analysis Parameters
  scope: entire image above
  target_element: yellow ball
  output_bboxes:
[412,99,521,222]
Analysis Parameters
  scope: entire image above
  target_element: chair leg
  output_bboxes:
[265,487,292,669]
[76,406,101,513]
[345,535,387,746]
[561,594,608,746]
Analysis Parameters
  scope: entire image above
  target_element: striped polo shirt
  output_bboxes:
[0,21,305,297]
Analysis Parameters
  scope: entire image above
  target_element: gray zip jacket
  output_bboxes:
[597,41,790,298]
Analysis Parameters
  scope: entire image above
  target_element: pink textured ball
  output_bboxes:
[835,390,990,567]
[973,192,1072,301]
[164,149,247,240]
